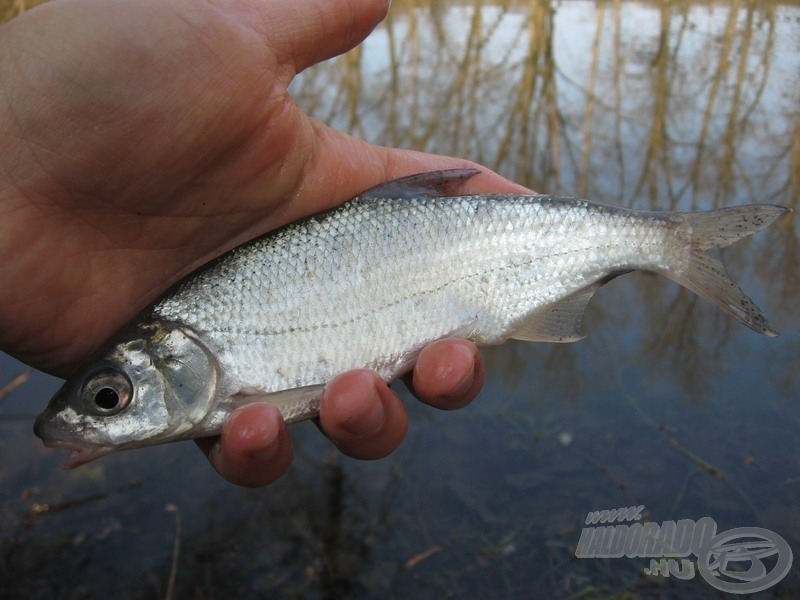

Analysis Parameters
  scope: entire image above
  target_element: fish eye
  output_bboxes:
[81,369,133,416]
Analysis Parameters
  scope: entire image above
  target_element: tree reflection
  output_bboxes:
[292,0,798,398]
[2,1,799,598]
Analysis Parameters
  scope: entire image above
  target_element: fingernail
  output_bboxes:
[339,384,385,437]
[440,343,476,398]
[247,434,280,463]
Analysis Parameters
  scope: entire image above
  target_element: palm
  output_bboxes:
[0,0,526,378]
[0,0,380,375]
[1,0,527,486]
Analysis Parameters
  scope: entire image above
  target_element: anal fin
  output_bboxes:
[511,273,629,343]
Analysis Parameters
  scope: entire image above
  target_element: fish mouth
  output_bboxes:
[40,439,114,469]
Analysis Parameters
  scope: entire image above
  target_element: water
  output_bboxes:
[1,1,799,598]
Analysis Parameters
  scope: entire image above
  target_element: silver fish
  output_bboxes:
[34,169,788,467]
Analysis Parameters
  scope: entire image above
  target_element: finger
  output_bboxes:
[280,122,537,224]
[319,369,408,460]
[196,403,293,488]
[248,0,391,74]
[405,338,484,410]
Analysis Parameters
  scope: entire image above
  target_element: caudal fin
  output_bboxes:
[667,205,789,337]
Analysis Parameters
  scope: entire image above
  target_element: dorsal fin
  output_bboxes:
[359,169,481,201]
[511,273,629,342]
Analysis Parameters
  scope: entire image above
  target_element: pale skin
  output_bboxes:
[0,0,530,487]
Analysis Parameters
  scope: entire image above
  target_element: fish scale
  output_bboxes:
[157,197,660,392]
[33,169,789,467]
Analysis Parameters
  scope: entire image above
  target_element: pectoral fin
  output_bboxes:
[231,384,325,424]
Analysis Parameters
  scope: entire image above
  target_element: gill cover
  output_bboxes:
[34,321,219,467]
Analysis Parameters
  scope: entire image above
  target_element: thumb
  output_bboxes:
[250,0,390,74]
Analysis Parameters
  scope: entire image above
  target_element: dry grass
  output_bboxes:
[1,0,48,25]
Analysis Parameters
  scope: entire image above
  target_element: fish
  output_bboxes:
[34,169,789,468]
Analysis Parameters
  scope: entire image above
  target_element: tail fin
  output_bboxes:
[667,205,789,337]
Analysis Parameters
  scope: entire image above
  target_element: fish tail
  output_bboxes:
[667,205,790,337]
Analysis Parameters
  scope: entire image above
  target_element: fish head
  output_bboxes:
[34,321,220,468]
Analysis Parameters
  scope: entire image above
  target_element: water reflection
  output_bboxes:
[293,0,799,208]
[2,0,799,598]
[293,0,799,396]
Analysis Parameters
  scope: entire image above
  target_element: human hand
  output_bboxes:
[198,338,485,487]
[0,0,529,486]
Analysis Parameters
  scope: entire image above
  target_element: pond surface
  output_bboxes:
[1,1,799,598]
